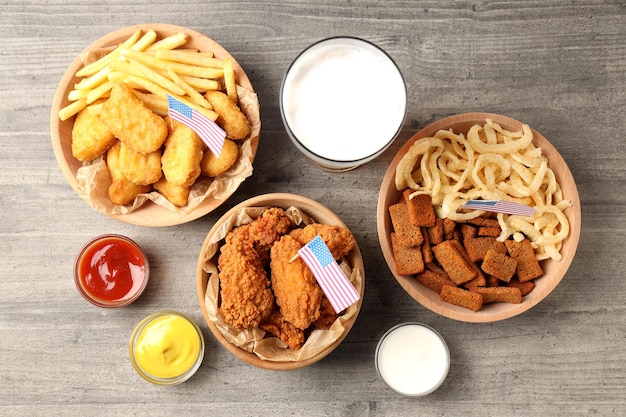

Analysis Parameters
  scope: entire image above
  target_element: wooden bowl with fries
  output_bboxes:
[196,193,365,370]
[377,113,581,322]
[50,23,260,226]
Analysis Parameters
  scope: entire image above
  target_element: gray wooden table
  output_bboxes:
[1,1,625,416]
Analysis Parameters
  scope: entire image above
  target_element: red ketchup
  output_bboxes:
[75,235,149,307]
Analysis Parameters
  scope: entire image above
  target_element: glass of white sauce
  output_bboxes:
[280,37,407,171]
[375,322,450,396]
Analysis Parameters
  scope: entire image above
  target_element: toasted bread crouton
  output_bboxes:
[443,218,457,240]
[459,223,478,242]
[506,278,536,296]
[505,239,543,282]
[402,190,436,227]
[462,217,500,228]
[469,286,522,304]
[389,202,424,247]
[432,240,476,285]
[421,227,434,264]
[481,249,517,283]
[416,270,456,293]
[427,218,445,245]
[464,237,507,263]
[391,233,424,275]
[478,226,502,237]
[440,285,483,312]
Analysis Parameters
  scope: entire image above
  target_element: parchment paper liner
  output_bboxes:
[75,85,260,215]
[200,205,364,362]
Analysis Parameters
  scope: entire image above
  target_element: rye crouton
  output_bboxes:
[391,233,424,275]
[505,239,543,282]
[389,202,424,247]
[432,240,476,285]
[464,237,507,263]
[469,286,522,304]
[416,270,456,293]
[506,278,536,296]
[481,249,517,283]
[402,190,436,227]
[440,285,483,312]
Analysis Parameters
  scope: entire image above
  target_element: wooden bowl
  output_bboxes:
[50,23,259,227]
[196,193,365,370]
[377,113,581,322]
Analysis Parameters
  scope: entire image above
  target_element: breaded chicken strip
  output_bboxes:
[289,223,356,259]
[260,308,306,350]
[106,141,150,206]
[246,207,293,265]
[161,123,204,187]
[270,235,323,330]
[71,105,116,161]
[100,83,168,153]
[205,90,250,140]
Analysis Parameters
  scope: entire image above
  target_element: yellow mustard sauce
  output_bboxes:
[134,314,201,379]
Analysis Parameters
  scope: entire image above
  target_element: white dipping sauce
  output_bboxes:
[375,323,450,396]
[281,37,406,169]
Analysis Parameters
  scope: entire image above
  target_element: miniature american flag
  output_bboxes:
[298,235,360,314]
[167,95,225,157]
[461,200,537,216]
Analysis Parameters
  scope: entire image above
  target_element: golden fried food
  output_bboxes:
[270,235,323,330]
[106,142,150,205]
[205,90,250,140]
[200,138,239,177]
[99,82,168,153]
[259,308,305,350]
[153,177,190,207]
[313,296,339,330]
[218,224,275,330]
[289,223,356,259]
[118,141,162,186]
[246,207,293,264]
[71,105,116,161]
[161,123,204,186]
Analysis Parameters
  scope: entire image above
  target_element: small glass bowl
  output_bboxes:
[74,234,149,308]
[129,311,205,385]
[375,322,450,396]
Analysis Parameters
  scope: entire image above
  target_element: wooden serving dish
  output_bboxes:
[50,23,259,226]
[376,113,581,322]
[196,193,365,370]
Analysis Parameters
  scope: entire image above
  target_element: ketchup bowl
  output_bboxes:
[74,234,149,308]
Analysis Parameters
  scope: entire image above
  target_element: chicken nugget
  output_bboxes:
[106,142,150,206]
[161,123,204,187]
[205,90,250,140]
[200,139,239,177]
[100,83,168,153]
[118,141,162,186]
[71,105,116,161]
[153,177,190,207]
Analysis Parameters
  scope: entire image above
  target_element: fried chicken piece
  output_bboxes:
[161,123,204,187]
[71,104,116,161]
[100,82,168,153]
[106,141,151,206]
[153,177,190,207]
[118,141,162,186]
[270,235,323,330]
[246,207,293,265]
[260,308,306,350]
[289,223,356,259]
[205,90,250,140]
[313,296,339,330]
[218,225,275,329]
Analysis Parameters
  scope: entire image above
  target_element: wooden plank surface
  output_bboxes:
[1,1,625,415]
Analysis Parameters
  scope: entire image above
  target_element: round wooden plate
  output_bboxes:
[50,23,258,227]
[196,193,365,370]
[376,113,581,322]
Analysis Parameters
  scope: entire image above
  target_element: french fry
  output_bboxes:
[223,57,238,104]
[166,68,212,109]
[130,29,157,51]
[86,80,114,104]
[176,75,220,92]
[133,91,169,116]
[121,48,224,79]
[75,29,141,77]
[74,67,110,90]
[144,32,189,52]
[111,58,186,95]
[59,98,87,121]
[155,49,222,68]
